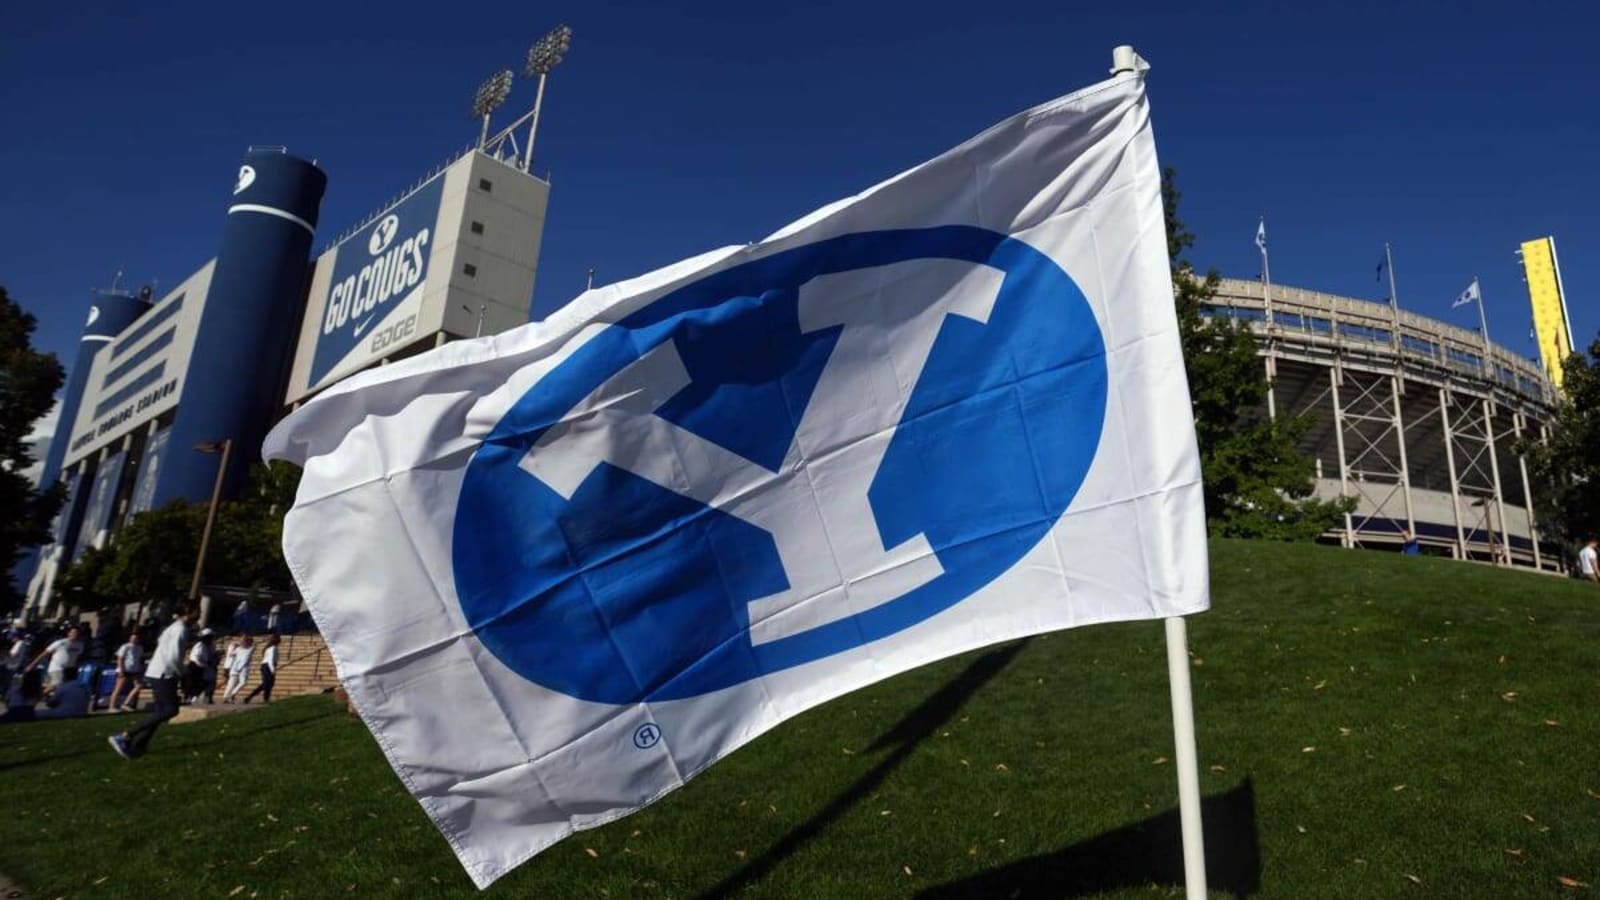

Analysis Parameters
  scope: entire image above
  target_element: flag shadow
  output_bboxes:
[916,778,1263,900]
[694,639,1031,900]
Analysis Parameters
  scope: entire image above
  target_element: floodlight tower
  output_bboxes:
[522,24,572,170]
[473,69,515,150]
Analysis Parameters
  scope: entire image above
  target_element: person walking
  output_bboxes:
[184,631,217,704]
[27,626,84,692]
[109,606,193,760]
[108,632,145,712]
[1580,538,1600,583]
[222,635,253,703]
[2,629,31,698]
[242,635,279,704]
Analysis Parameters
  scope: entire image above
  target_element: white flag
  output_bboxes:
[266,68,1207,888]
[1255,219,1267,253]
[1453,277,1481,308]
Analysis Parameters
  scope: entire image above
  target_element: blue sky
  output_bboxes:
[3,1,1594,371]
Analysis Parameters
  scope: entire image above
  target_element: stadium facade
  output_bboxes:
[1206,277,1561,571]
[23,145,550,617]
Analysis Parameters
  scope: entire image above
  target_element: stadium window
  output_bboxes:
[470,221,485,235]
[462,263,478,278]
[477,178,493,192]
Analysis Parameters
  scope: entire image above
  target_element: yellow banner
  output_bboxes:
[1520,236,1572,388]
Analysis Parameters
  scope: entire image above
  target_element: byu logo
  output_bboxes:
[369,215,400,256]
[455,226,1108,704]
[234,165,256,195]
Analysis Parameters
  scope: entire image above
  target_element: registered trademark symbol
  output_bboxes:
[633,723,661,749]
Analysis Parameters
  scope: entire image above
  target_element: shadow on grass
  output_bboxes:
[916,778,1263,899]
[0,704,340,773]
[694,639,1031,900]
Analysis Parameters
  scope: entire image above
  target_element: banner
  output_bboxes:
[267,67,1206,888]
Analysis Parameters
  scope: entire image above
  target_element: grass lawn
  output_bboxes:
[1,538,1597,898]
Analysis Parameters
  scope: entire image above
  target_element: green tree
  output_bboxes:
[1163,170,1351,540]
[54,461,301,612]
[1518,340,1600,557]
[0,286,66,607]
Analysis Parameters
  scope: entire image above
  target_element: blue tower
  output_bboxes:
[154,149,327,504]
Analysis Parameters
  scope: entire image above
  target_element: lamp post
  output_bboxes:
[472,69,515,150]
[522,24,572,171]
[189,439,233,626]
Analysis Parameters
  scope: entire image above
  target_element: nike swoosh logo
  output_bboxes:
[353,314,378,337]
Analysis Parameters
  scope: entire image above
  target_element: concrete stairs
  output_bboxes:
[266,633,340,699]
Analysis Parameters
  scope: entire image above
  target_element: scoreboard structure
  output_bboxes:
[1518,236,1574,389]
[23,147,551,616]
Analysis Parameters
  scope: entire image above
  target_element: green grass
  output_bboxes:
[2,538,1598,898]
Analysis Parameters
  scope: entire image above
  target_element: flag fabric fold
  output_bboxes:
[266,68,1207,889]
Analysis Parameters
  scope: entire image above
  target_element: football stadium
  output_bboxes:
[20,144,551,617]
[1204,253,1571,572]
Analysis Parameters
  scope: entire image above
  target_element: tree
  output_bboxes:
[1163,170,1352,540]
[1518,340,1600,556]
[0,286,66,607]
[53,461,301,612]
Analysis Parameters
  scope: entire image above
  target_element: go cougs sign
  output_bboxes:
[307,174,444,389]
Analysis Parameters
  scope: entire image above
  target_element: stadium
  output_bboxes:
[21,141,552,618]
[1204,271,1566,572]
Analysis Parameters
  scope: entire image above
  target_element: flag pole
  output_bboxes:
[1384,242,1402,352]
[1165,615,1208,900]
[1120,45,1203,890]
[1475,278,1492,380]
[1112,44,1206,899]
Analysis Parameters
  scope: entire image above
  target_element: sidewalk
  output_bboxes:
[92,699,272,725]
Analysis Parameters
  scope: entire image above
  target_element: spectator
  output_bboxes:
[222,635,254,703]
[27,626,84,692]
[1581,538,1599,584]
[2,629,31,697]
[109,632,146,712]
[109,606,194,760]
[184,630,218,705]
[243,634,279,704]
[1401,530,1421,556]
[35,667,90,720]
[0,668,45,724]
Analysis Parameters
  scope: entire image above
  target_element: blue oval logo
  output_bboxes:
[454,226,1107,703]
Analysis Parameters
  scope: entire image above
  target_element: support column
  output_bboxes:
[1391,373,1415,535]
[1483,398,1510,567]
[1513,413,1542,570]
[1330,367,1354,548]
[1439,387,1467,559]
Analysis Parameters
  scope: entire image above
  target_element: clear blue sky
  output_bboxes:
[3,1,1595,370]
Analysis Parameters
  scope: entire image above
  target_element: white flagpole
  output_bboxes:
[1111,45,1207,899]
[1385,243,1402,352]
[1259,220,1274,328]
[1475,278,1491,379]
[1165,615,1208,899]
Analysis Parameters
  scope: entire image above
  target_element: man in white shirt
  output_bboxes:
[109,606,192,760]
[243,634,280,704]
[27,626,84,691]
[109,632,145,712]
[1580,539,1599,584]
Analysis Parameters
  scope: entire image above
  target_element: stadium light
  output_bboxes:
[472,69,515,149]
[520,24,573,170]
